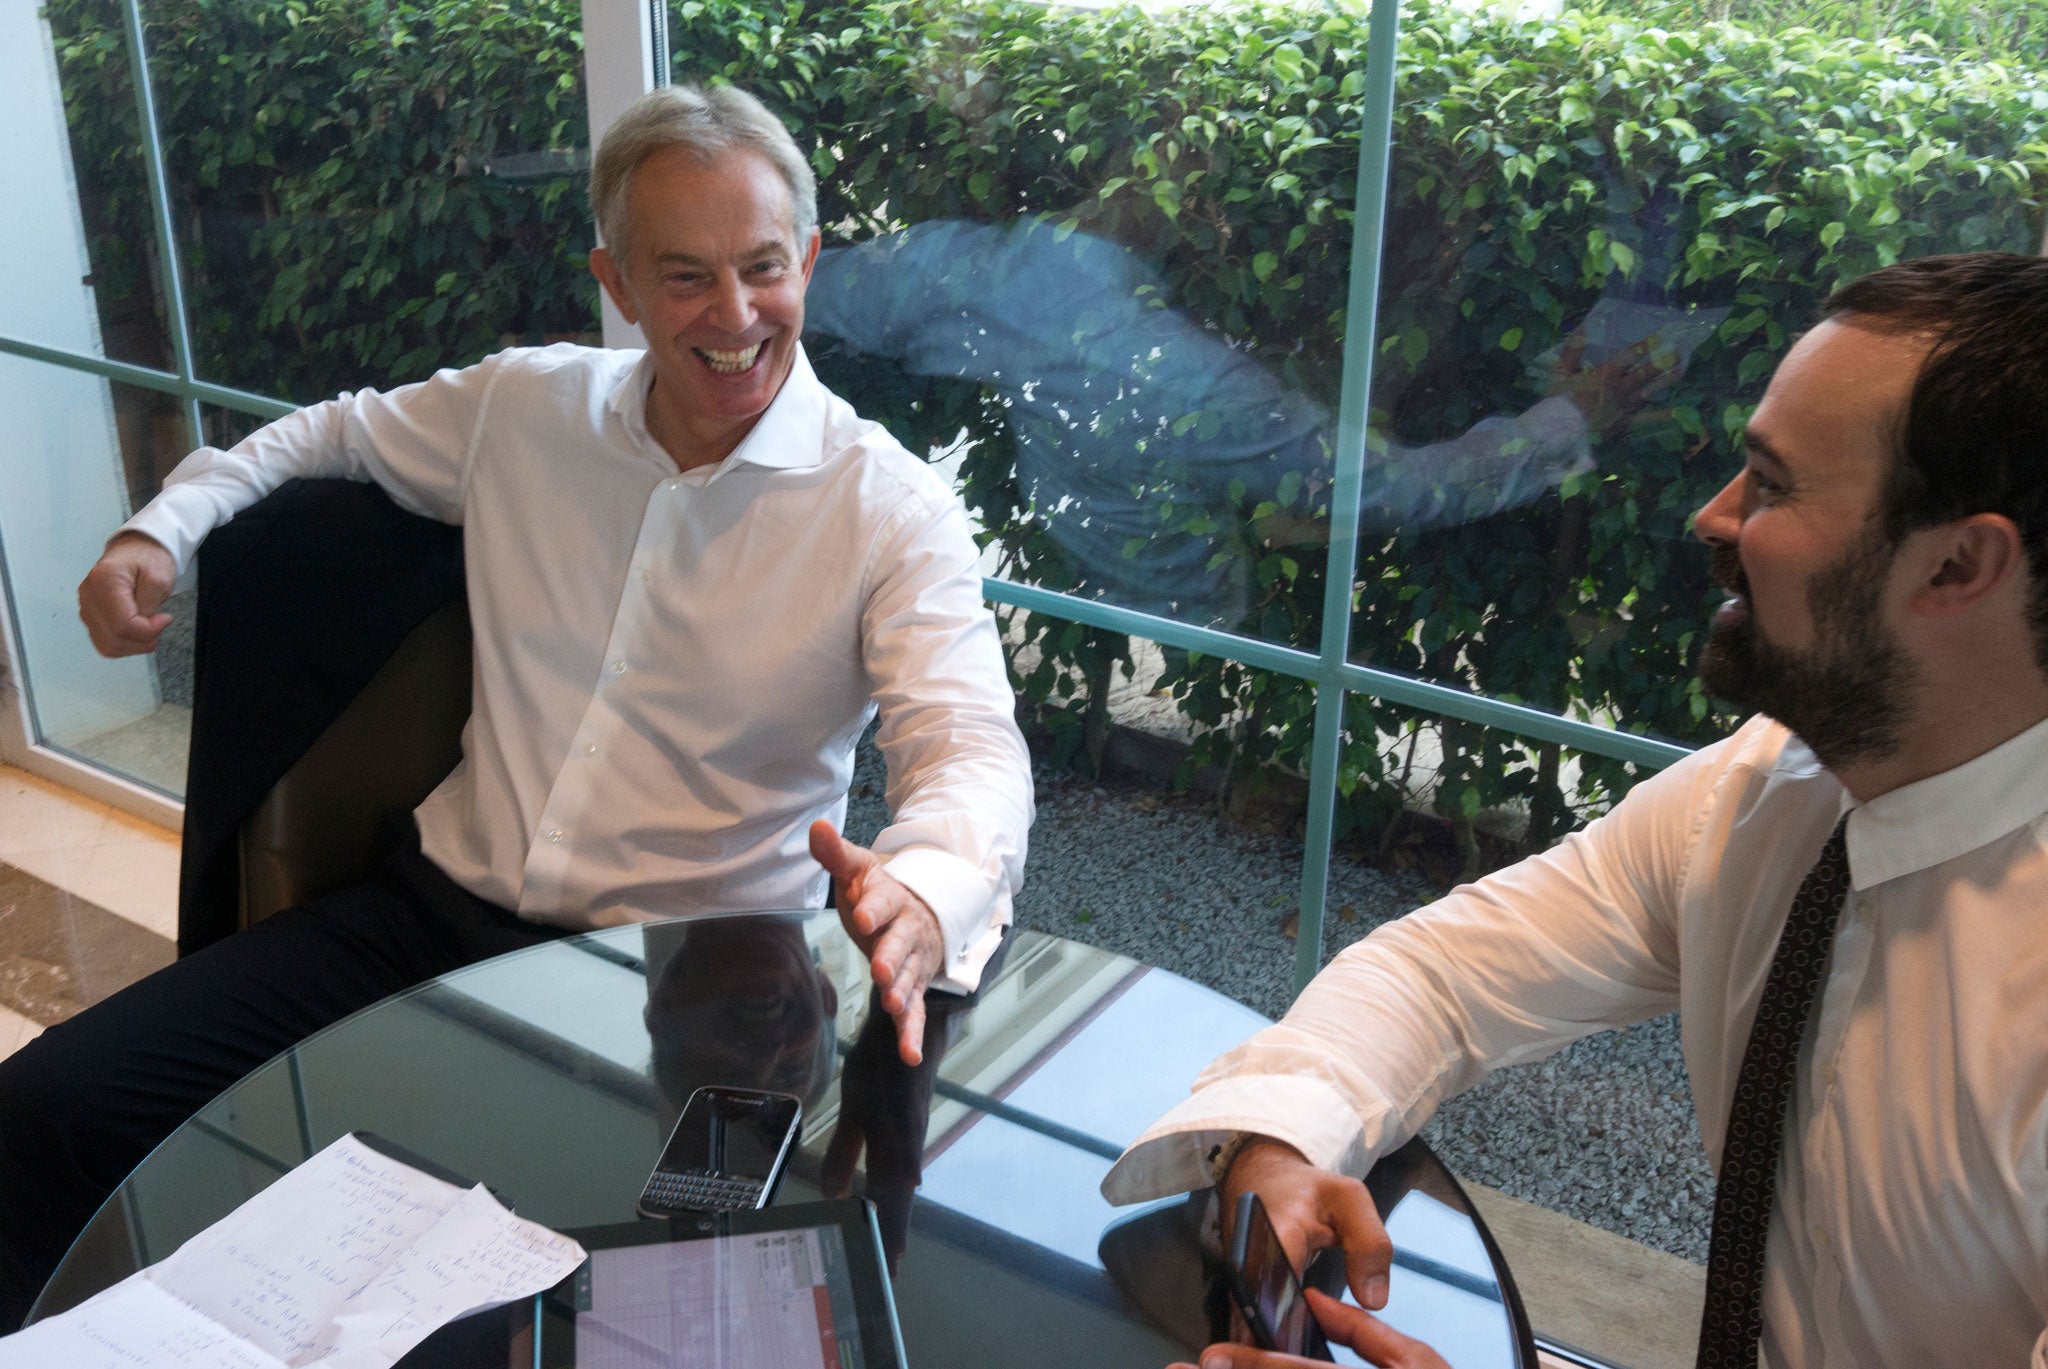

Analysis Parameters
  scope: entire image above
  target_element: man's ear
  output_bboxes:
[799,229,821,285]
[1913,513,2025,616]
[589,245,639,325]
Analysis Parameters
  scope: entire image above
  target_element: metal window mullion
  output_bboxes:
[118,0,204,448]
[979,577,1691,768]
[0,333,292,420]
[1292,0,1406,994]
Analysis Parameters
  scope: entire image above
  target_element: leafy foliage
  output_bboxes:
[46,0,2048,859]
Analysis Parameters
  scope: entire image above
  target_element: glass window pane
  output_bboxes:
[1,357,194,794]
[676,1,1360,646]
[138,0,597,405]
[1349,3,2048,771]
[10,0,176,371]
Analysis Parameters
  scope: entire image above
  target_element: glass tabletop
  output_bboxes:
[32,912,1533,1368]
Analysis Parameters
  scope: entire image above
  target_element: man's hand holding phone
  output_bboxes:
[1224,1139,1393,1313]
[1175,1138,1451,1369]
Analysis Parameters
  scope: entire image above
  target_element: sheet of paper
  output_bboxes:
[0,1133,586,1369]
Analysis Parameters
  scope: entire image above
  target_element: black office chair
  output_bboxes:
[177,479,470,955]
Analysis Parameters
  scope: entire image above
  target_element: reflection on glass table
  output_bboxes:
[30,912,1532,1368]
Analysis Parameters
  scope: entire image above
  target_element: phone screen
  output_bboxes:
[1231,1192,1321,1357]
[658,1088,802,1179]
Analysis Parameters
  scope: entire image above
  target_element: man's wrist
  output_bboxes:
[1208,1131,1257,1189]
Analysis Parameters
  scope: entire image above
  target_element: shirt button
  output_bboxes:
[610,660,627,675]
[666,479,681,492]
[639,568,652,584]
[583,743,597,756]
[547,829,565,844]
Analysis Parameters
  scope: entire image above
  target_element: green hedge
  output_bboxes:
[46,0,2048,859]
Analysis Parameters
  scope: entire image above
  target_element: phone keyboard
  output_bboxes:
[641,1169,766,1212]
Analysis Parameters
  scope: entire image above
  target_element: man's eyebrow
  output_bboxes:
[1741,429,1791,472]
[650,241,793,267]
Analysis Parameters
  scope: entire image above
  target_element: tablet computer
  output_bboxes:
[530,1199,906,1369]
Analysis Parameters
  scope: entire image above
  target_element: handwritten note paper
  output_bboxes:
[0,1134,586,1369]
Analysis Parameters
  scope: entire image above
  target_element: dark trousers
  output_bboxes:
[0,829,565,1330]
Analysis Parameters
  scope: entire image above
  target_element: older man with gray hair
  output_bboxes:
[10,82,1032,1328]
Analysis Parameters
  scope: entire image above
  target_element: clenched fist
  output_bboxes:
[78,532,177,657]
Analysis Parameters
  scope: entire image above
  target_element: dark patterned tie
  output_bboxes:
[1695,816,1852,1369]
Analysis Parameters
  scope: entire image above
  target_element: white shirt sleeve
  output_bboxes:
[858,490,1033,996]
[1100,737,1719,1204]
[119,355,504,576]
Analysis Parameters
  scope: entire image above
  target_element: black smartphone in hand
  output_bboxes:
[1226,1190,1332,1361]
[636,1086,803,1218]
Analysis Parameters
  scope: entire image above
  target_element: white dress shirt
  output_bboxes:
[1104,713,2048,1368]
[125,343,1033,990]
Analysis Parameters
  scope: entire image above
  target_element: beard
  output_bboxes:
[1697,531,1917,771]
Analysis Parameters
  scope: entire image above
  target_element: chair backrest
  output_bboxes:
[178,478,469,953]
[237,599,472,927]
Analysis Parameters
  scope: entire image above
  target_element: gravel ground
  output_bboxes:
[847,735,1712,1264]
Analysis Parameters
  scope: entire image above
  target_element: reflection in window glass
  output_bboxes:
[1347,0,2048,842]
[674,0,1356,647]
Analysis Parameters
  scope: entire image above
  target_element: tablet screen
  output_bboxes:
[570,1222,875,1369]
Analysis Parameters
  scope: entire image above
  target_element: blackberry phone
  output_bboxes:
[636,1086,802,1218]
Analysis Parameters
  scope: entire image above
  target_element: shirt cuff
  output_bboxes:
[1099,1073,1379,1206]
[878,845,1009,995]
[119,480,219,579]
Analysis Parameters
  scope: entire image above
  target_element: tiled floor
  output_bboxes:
[0,765,178,1062]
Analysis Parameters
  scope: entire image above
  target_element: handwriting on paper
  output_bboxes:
[0,1133,585,1369]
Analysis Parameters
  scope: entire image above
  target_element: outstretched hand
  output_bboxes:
[809,820,945,1066]
[1169,1289,1452,1369]
[78,532,177,658]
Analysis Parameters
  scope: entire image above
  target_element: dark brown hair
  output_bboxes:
[1823,252,2048,663]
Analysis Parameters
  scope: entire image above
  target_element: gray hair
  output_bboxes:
[590,83,818,263]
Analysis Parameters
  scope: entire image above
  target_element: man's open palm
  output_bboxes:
[810,820,945,1066]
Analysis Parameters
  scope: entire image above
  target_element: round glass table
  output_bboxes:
[31,912,1534,1368]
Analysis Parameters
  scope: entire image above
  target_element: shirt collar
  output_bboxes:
[1843,711,2048,889]
[605,343,829,476]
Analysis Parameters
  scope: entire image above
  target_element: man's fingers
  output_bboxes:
[1304,1289,1451,1369]
[809,819,884,888]
[1323,1174,1394,1309]
[113,612,172,645]
[812,820,884,933]
[889,993,927,1068]
[1180,1344,1322,1369]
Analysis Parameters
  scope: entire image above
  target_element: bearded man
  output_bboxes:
[1108,251,2048,1369]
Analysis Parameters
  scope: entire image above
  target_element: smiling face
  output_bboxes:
[590,145,820,469]
[1692,319,1934,767]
